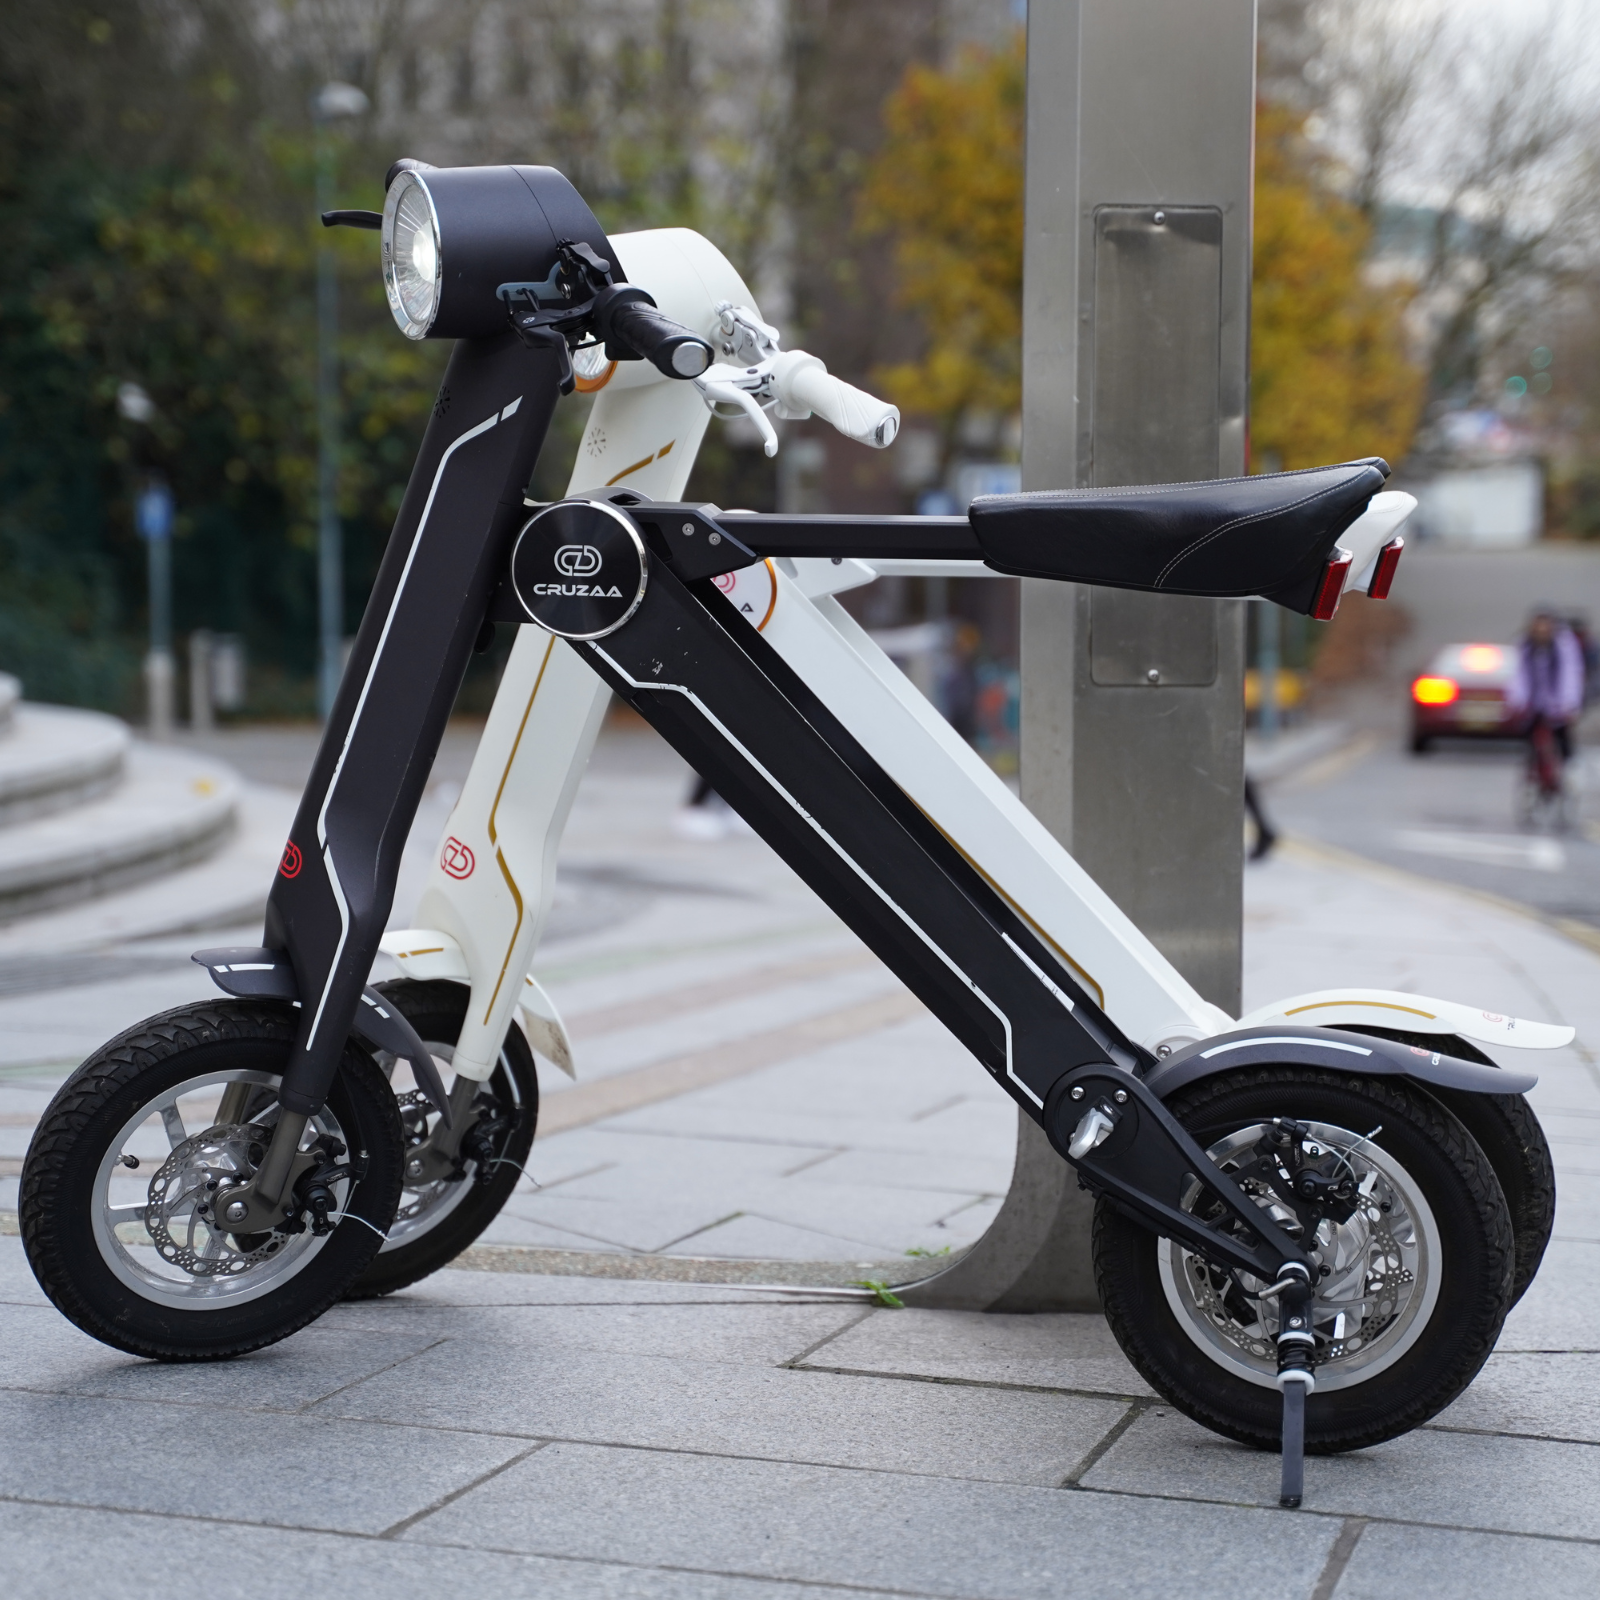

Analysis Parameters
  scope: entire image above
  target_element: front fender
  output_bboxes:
[1146,1023,1537,1099]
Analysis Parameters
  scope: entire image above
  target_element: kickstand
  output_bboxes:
[1271,1261,1316,1509]
[1279,1375,1308,1508]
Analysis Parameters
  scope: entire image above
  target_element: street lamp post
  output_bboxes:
[136,477,175,740]
[312,80,370,721]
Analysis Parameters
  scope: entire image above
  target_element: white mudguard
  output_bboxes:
[1238,988,1574,1051]
[378,928,578,1079]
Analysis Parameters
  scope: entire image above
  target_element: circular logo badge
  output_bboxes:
[440,836,475,879]
[511,499,648,640]
[279,841,302,879]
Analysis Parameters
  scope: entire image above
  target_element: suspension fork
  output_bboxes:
[263,333,563,1123]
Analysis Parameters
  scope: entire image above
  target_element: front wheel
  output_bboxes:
[346,979,539,1299]
[1093,1067,1514,1454]
[19,1001,404,1360]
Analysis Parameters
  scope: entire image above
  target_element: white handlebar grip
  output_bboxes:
[771,350,900,448]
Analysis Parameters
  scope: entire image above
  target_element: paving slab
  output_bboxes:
[398,1439,1341,1600]
[1330,1521,1600,1600]
[1083,1406,1600,1539]
[0,1388,529,1534]
[0,1500,886,1600]
[318,1341,1130,1486]
[319,1295,866,1367]
[1498,1238,1600,1349]
[0,1298,444,1412]
[799,1305,1156,1398]
[1432,1351,1600,1443]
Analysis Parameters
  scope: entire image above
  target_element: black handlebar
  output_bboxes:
[592,286,714,379]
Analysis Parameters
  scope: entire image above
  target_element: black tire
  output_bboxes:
[1340,1028,1555,1308]
[1410,733,1432,755]
[20,1000,404,1361]
[346,979,539,1299]
[1093,1067,1514,1454]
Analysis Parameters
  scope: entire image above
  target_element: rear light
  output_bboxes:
[1413,676,1459,706]
[1367,535,1404,600]
[1310,547,1353,621]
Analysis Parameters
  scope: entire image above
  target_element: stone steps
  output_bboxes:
[0,704,130,826]
[0,691,246,926]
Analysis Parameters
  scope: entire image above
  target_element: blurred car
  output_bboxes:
[1410,643,1519,752]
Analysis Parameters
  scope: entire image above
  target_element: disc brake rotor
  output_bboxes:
[1159,1118,1440,1391]
[144,1123,286,1278]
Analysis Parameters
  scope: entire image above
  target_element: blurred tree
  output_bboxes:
[1250,102,1423,470]
[0,1,442,711]
[856,31,1022,467]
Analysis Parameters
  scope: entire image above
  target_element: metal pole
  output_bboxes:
[903,0,1257,1315]
[138,476,175,741]
[315,123,343,722]
[1258,599,1281,741]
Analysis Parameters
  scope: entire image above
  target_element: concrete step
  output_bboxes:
[0,741,240,923]
[0,780,296,957]
[0,704,130,826]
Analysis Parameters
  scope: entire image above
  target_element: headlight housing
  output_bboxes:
[376,162,616,344]
[382,170,443,340]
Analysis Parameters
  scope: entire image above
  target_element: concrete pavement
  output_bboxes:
[0,719,1598,1594]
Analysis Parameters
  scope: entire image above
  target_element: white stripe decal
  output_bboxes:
[1001,932,1078,1015]
[588,645,1035,1105]
[1199,1035,1372,1060]
[304,403,507,1050]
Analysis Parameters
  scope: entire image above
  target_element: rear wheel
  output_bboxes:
[1339,1028,1554,1307]
[20,1000,404,1360]
[1093,1067,1514,1453]
[346,979,539,1298]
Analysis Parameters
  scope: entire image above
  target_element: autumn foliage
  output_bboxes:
[860,39,1421,476]
[857,35,1024,448]
[1250,103,1422,470]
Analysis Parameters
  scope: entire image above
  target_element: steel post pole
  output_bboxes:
[315,125,343,722]
[903,0,1257,1313]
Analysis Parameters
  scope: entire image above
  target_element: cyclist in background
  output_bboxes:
[1508,605,1585,821]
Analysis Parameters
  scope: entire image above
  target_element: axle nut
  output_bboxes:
[224,1200,249,1224]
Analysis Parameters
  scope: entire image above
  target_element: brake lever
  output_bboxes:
[695,368,779,457]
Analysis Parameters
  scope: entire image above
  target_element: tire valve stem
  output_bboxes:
[1272,1261,1317,1509]
[119,1154,140,1170]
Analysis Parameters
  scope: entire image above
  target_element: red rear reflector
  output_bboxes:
[1310,549,1352,621]
[1368,535,1404,600]
[1413,676,1459,706]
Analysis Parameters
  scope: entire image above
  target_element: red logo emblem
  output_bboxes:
[279,841,302,879]
[713,571,738,594]
[441,836,476,879]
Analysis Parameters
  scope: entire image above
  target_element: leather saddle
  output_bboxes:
[970,459,1389,615]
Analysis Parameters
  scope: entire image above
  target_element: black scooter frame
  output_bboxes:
[570,553,1308,1280]
[264,331,562,1117]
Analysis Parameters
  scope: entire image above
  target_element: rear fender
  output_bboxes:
[1146,1023,1537,1099]
[1237,988,1573,1052]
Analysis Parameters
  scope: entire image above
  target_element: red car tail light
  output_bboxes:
[1311,547,1353,621]
[1367,536,1404,600]
[1413,675,1459,706]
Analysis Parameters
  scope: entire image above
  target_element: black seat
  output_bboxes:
[970,459,1389,615]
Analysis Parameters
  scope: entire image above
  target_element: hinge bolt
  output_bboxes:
[1114,1090,1128,1104]
[1070,1086,1085,1100]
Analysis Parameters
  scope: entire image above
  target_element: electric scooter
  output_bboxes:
[22,159,1566,1511]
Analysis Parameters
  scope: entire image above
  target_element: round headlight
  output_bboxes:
[382,171,443,340]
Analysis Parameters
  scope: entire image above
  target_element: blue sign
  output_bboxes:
[136,480,174,542]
